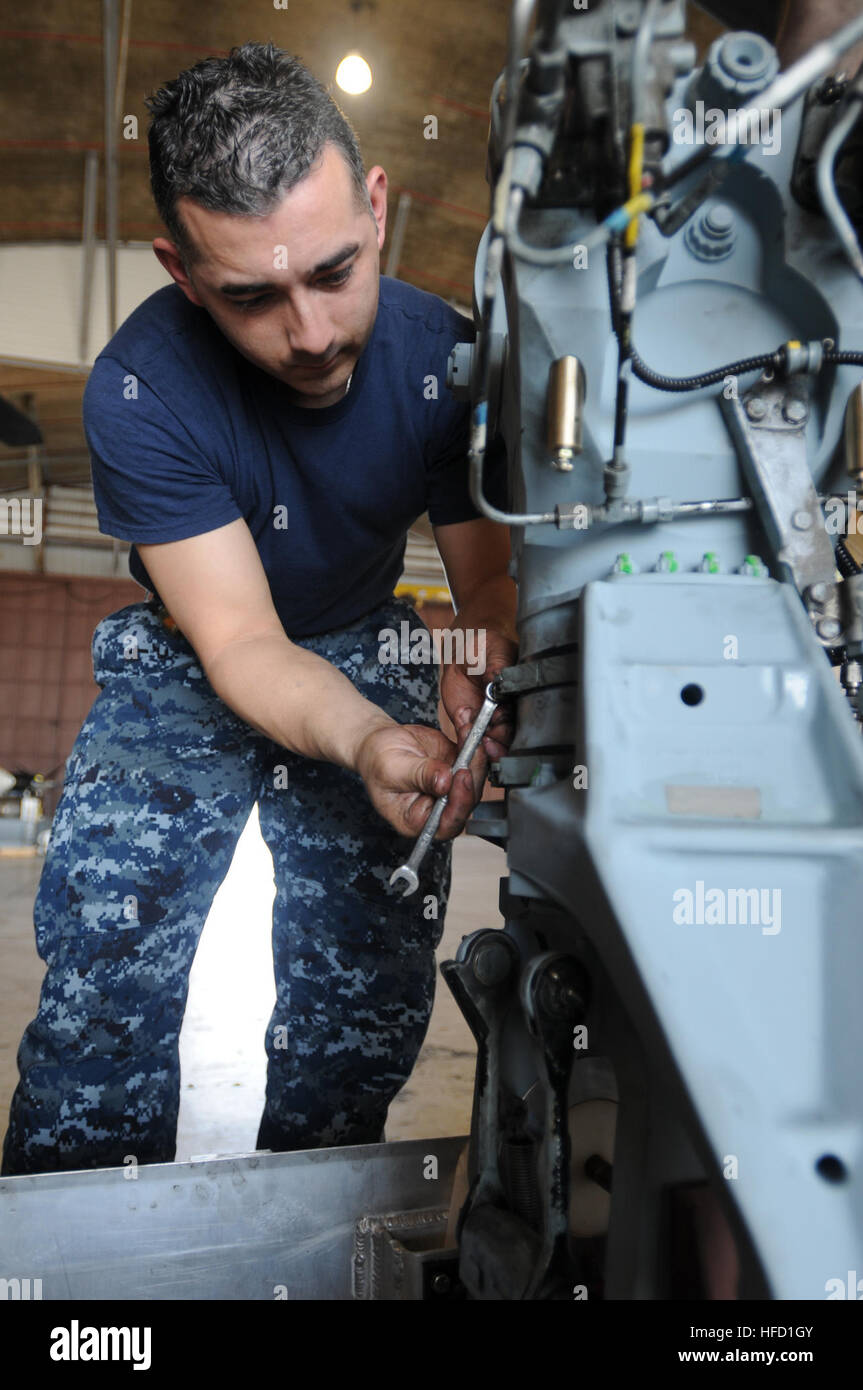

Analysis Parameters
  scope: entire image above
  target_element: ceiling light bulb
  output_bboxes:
[336,54,372,95]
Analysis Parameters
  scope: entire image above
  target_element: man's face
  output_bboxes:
[153,143,387,408]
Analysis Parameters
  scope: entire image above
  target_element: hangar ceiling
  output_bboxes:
[0,1,721,523]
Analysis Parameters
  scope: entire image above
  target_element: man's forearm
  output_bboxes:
[450,574,518,648]
[205,631,395,767]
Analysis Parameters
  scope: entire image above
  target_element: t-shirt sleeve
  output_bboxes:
[84,354,243,544]
[425,396,509,526]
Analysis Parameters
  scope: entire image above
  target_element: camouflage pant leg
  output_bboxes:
[255,596,452,1151]
[1,603,268,1175]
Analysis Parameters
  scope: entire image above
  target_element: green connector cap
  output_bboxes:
[702,551,720,574]
[742,554,767,577]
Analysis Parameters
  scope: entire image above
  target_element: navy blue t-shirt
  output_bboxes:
[84,275,506,637]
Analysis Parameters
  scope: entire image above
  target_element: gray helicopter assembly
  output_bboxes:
[442,0,863,1300]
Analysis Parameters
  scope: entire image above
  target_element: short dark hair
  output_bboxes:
[145,41,371,267]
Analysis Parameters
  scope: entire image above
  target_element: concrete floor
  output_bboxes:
[0,815,505,1163]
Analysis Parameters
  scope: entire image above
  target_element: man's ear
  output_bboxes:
[152,237,204,306]
[365,165,388,252]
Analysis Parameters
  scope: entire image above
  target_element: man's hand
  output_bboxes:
[353,720,482,841]
[440,625,518,773]
[432,515,520,796]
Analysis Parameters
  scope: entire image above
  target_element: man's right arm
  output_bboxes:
[136,519,481,840]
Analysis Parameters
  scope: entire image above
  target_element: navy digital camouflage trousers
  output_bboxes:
[1,595,451,1175]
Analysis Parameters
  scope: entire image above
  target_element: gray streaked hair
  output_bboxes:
[145,41,372,266]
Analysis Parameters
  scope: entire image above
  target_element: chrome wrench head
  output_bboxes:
[389,864,419,897]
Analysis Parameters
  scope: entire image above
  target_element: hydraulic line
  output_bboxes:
[501,0,538,161]
[606,0,662,489]
[815,78,863,283]
[631,343,863,393]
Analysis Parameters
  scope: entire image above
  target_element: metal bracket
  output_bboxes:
[353,1209,460,1300]
[721,380,845,646]
[493,655,578,697]
[520,952,591,1299]
[440,930,521,1216]
[443,935,591,1300]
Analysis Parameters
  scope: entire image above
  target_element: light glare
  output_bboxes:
[336,54,372,95]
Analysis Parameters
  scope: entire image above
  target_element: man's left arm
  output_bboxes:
[433,515,519,775]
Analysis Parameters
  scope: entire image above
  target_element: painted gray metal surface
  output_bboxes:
[507,576,863,1296]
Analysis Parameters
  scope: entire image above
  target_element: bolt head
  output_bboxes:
[536,962,586,1021]
[792,509,814,530]
[472,941,511,987]
[704,203,735,237]
[816,617,842,640]
[783,397,808,424]
[745,397,768,421]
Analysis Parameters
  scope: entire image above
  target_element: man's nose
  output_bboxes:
[284,295,334,361]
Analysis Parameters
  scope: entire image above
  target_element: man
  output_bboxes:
[1,41,516,1175]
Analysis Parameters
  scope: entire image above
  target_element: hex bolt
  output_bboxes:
[472,940,513,987]
[686,203,737,260]
[745,397,768,421]
[783,397,808,425]
[817,617,842,641]
[792,509,813,530]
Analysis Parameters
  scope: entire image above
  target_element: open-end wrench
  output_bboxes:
[389,681,499,897]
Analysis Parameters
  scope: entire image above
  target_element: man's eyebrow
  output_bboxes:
[220,280,274,297]
[313,242,360,274]
[219,243,361,296]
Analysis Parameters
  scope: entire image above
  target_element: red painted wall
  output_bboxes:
[0,574,142,813]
